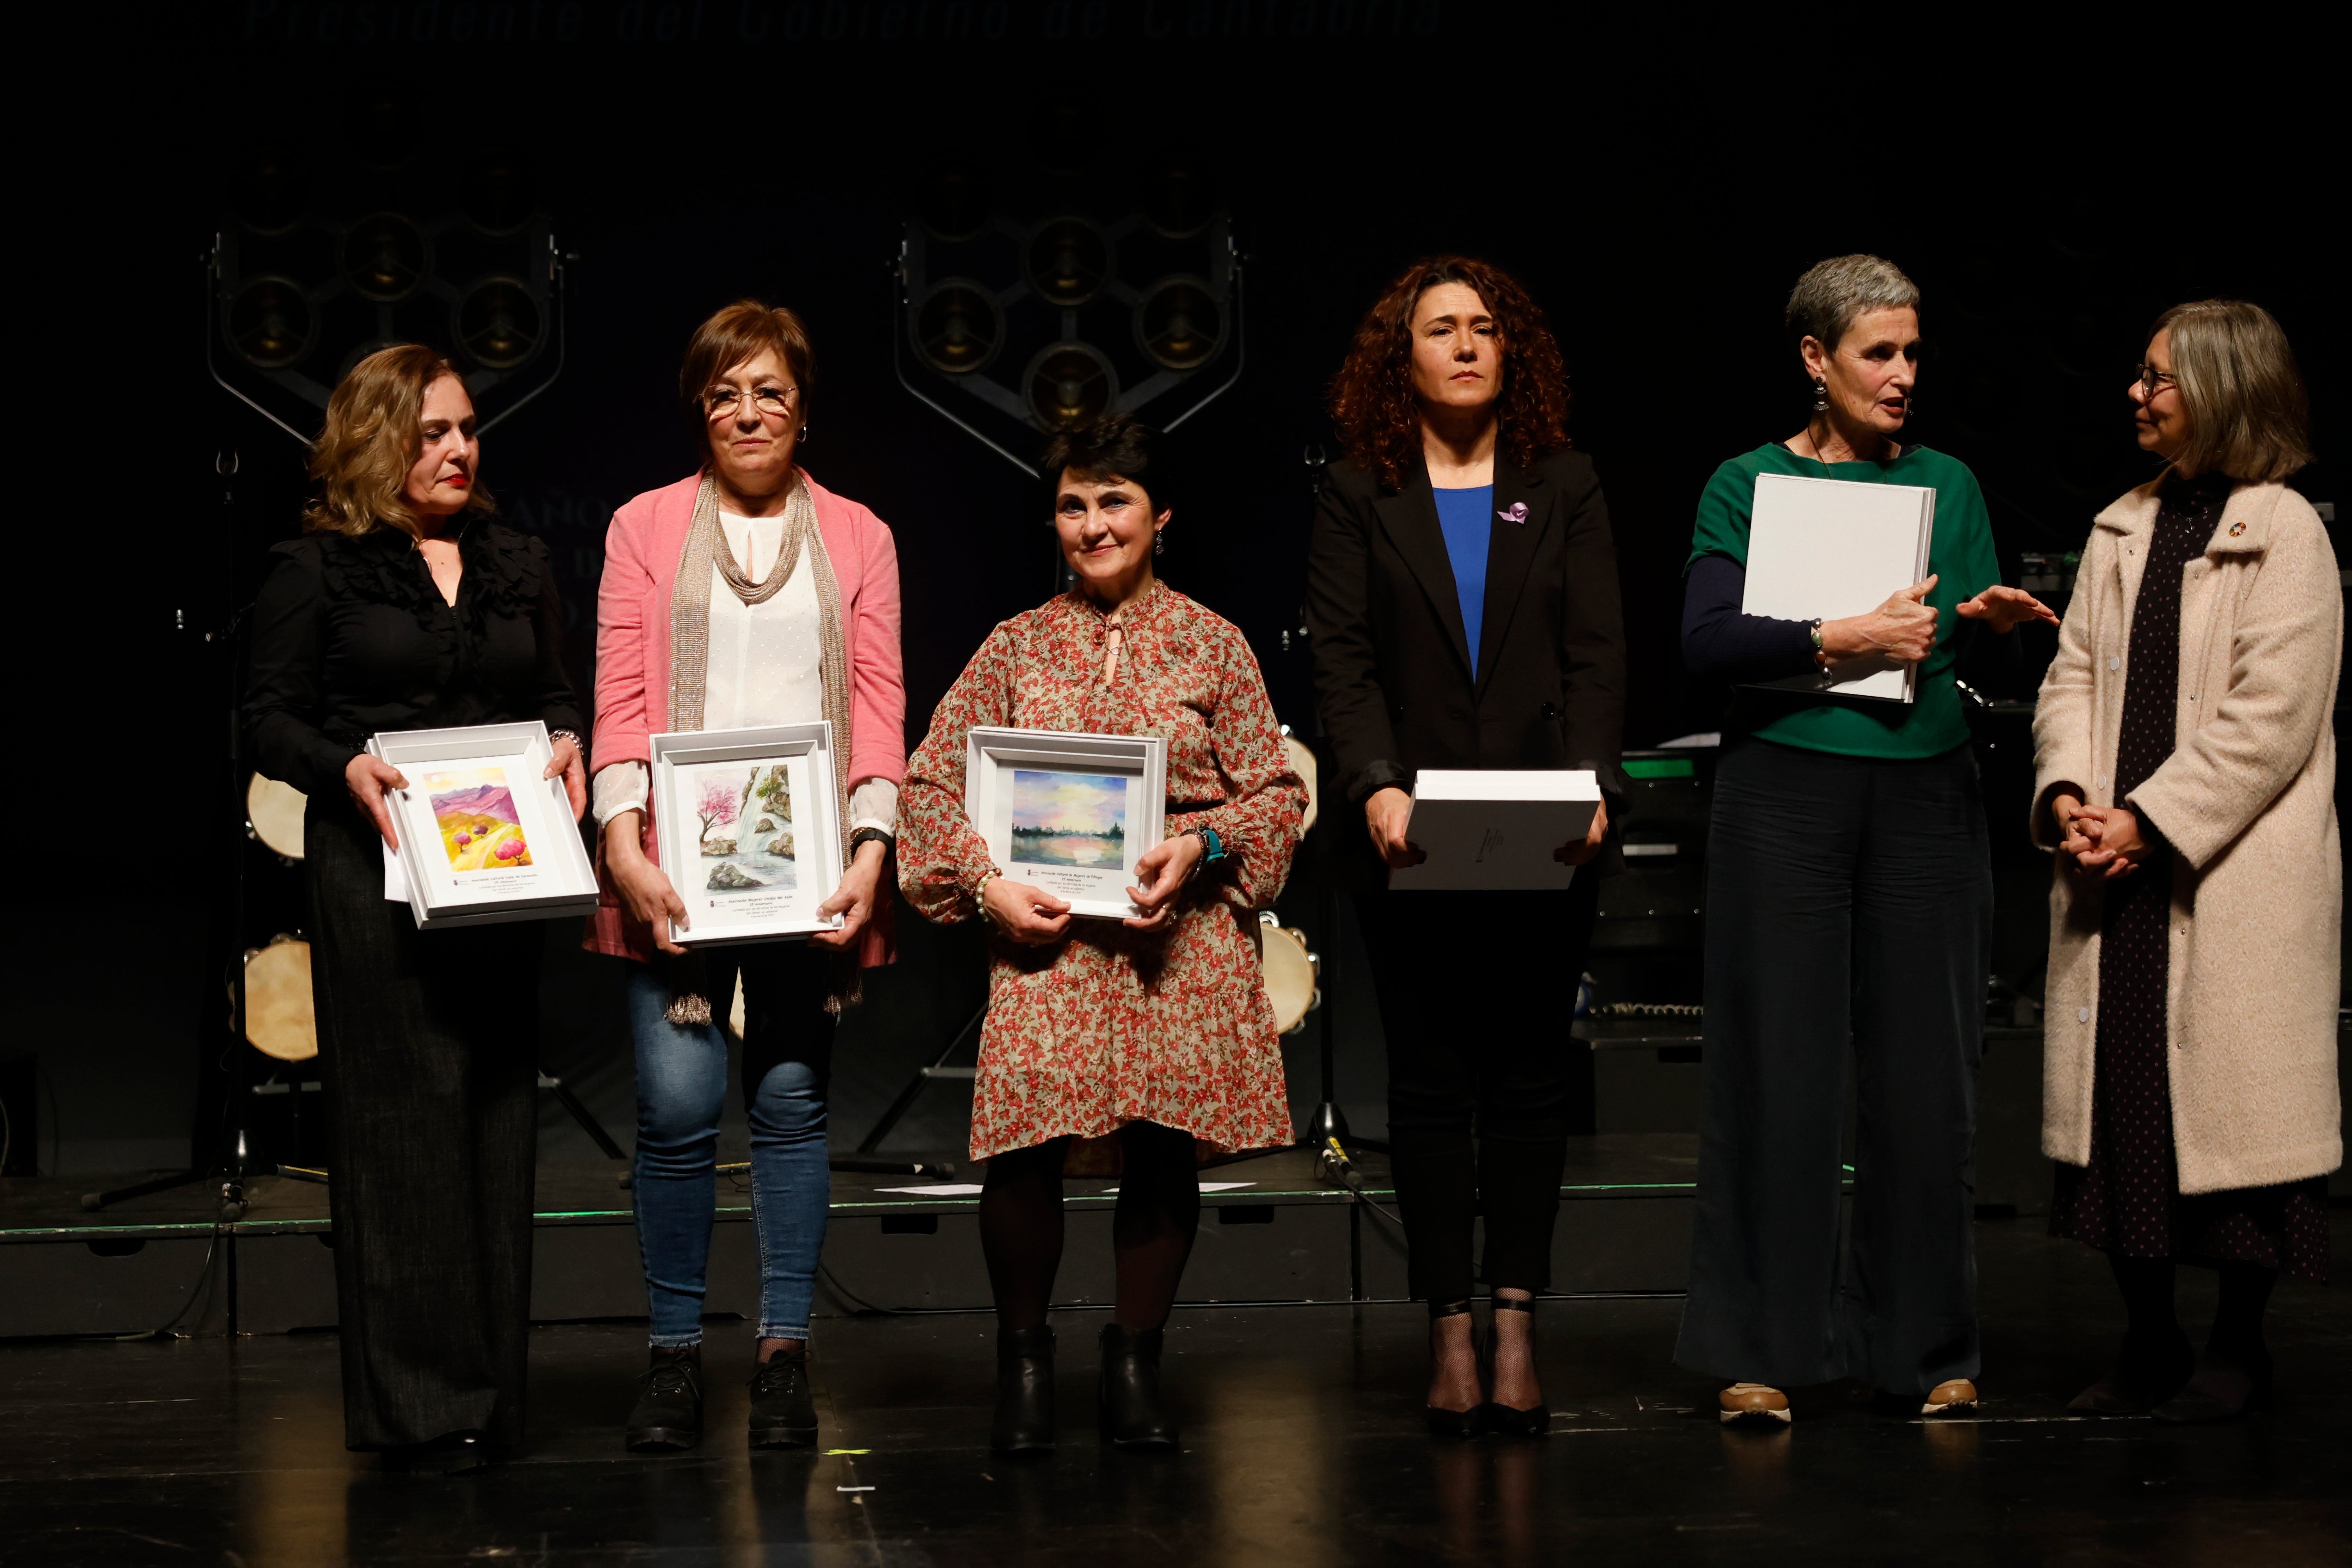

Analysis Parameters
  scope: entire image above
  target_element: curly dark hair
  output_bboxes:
[1327,255,1571,491]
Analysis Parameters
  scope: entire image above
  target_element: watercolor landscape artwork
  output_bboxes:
[689,763,797,894]
[1009,769,1129,868]
[426,768,532,872]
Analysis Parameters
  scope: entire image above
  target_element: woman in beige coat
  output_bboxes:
[2032,299,2337,1424]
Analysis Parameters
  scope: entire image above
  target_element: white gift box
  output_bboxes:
[965,727,1167,921]
[370,721,600,930]
[649,723,845,947]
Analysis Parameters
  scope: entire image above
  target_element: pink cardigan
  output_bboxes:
[585,469,907,966]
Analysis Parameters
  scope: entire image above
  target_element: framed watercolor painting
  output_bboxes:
[370,721,600,930]
[649,722,845,947]
[964,727,1166,920]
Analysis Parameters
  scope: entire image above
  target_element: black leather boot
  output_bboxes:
[748,1349,819,1448]
[625,1345,704,1453]
[992,1325,1057,1454]
[1097,1323,1178,1449]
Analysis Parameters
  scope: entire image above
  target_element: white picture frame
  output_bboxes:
[650,722,845,947]
[370,721,600,930]
[965,727,1167,920]
[1387,769,1601,891]
[1740,471,1937,704]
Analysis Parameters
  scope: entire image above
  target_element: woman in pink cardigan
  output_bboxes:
[590,301,905,1454]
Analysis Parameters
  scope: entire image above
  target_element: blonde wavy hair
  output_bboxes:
[304,345,495,538]
[2153,300,2313,484]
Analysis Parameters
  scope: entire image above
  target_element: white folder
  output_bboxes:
[1740,472,1936,704]
[1388,770,1600,891]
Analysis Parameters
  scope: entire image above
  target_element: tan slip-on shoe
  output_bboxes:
[1719,1383,1792,1425]
[1921,1378,1978,1416]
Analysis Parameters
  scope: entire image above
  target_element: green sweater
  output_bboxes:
[1687,442,2000,760]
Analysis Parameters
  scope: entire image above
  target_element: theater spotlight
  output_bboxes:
[1025,218,1109,309]
[342,213,429,303]
[1134,276,1223,371]
[454,278,544,370]
[1025,342,1117,430]
[227,279,315,370]
[895,144,1239,474]
[209,142,565,445]
[914,281,1004,376]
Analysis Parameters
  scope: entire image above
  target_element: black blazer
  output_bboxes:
[1305,448,1627,876]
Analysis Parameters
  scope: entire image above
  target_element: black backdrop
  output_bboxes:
[15,3,2337,1176]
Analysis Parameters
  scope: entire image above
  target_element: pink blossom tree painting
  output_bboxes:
[696,778,741,847]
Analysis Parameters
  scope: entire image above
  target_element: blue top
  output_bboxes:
[1432,484,1494,676]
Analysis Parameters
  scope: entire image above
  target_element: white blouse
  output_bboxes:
[593,508,897,835]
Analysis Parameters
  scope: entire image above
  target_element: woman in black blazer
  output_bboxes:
[1306,255,1626,1436]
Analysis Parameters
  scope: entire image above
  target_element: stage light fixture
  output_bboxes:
[919,163,992,243]
[914,281,1004,375]
[342,213,429,302]
[462,157,538,236]
[233,150,306,236]
[1025,218,1109,309]
[454,278,543,370]
[1142,153,1216,239]
[1134,276,1223,371]
[227,279,316,369]
[1026,341,1116,430]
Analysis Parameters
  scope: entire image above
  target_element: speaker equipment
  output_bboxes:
[895,145,1241,474]
[209,123,565,445]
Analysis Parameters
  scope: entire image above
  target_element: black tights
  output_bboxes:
[2109,1254,2279,1360]
[979,1122,1200,1333]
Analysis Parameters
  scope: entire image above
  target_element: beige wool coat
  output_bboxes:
[2032,478,2343,1193]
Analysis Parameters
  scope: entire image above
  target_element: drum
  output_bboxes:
[1258,913,1320,1035]
[1281,732,1319,838]
[246,772,307,860]
[244,936,318,1062]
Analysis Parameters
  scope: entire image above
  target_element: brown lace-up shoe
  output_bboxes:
[1718,1383,1792,1425]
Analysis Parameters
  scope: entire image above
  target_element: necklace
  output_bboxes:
[711,478,815,606]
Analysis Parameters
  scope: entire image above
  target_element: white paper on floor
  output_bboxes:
[874,1184,987,1195]
[1096,1181,1259,1193]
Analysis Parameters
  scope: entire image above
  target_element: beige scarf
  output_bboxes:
[662,469,857,1022]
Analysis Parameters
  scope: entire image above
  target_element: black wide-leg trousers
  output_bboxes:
[1673,737,1990,1395]
[1356,881,1599,1303]
[307,802,541,1451]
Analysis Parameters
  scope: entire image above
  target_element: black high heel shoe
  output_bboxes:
[1481,1295,1550,1438]
[1426,1300,1487,1439]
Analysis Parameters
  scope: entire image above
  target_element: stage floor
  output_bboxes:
[4,1218,2346,1567]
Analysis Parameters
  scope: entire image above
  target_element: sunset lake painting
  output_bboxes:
[426,768,532,872]
[1009,769,1129,869]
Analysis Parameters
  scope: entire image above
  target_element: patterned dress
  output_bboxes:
[2050,469,2331,1280]
[898,580,1308,1163]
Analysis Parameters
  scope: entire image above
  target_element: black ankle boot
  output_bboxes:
[748,1348,819,1448]
[2068,1328,2195,1415]
[1098,1323,1178,1449]
[992,1325,1057,1454]
[626,1345,704,1453]
[2152,1343,2274,1424]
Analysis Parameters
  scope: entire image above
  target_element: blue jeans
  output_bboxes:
[626,947,835,1346]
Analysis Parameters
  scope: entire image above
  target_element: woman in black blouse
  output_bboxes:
[245,345,587,1471]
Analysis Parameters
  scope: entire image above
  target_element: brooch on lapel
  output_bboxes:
[1499,502,1529,525]
[2227,521,2246,536]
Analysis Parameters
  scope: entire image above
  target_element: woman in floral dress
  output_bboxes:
[897,414,1305,1455]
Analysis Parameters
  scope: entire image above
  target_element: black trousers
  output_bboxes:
[1356,881,1598,1303]
[1673,737,1990,1395]
[307,801,541,1451]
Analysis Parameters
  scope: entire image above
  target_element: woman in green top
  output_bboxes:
[1671,255,2055,1426]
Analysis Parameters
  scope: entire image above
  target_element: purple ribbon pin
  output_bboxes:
[1499,502,1528,524]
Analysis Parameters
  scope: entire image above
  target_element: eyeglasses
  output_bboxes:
[2135,364,2178,399]
[704,384,798,419]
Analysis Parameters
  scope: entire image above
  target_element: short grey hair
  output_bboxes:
[1785,254,1920,350]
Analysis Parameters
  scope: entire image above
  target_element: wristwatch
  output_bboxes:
[848,827,894,858]
[1183,826,1228,880]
